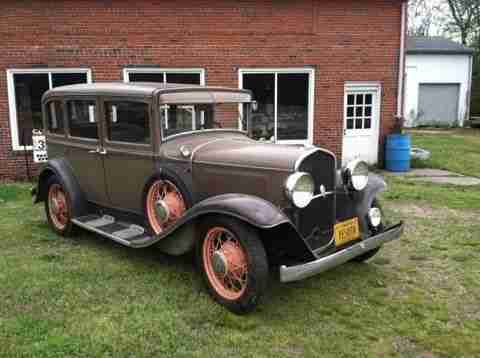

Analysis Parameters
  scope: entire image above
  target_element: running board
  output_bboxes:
[72,214,153,247]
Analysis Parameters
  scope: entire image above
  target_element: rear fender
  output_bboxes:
[34,158,88,218]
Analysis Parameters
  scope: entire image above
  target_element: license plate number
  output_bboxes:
[334,217,360,246]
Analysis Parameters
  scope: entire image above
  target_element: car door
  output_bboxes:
[64,97,109,206]
[101,97,155,214]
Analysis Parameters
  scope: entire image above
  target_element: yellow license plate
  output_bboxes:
[334,217,360,246]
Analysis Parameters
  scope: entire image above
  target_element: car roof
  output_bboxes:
[42,81,252,101]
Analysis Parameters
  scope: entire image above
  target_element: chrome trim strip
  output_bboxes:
[280,222,404,283]
[72,218,133,247]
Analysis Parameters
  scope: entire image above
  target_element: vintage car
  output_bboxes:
[32,82,403,314]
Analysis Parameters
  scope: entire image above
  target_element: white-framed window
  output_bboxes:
[6,68,92,150]
[123,68,205,85]
[239,68,315,145]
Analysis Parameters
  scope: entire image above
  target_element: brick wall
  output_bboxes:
[0,0,403,180]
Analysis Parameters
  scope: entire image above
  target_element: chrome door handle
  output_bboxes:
[88,148,99,154]
[98,148,107,155]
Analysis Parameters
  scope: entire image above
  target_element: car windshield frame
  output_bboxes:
[158,101,254,141]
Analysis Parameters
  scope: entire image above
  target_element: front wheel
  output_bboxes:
[196,216,268,314]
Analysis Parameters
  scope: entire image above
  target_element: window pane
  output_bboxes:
[129,73,164,83]
[161,105,198,137]
[355,117,363,129]
[365,106,372,117]
[243,74,275,141]
[356,94,364,105]
[47,101,64,134]
[365,94,372,105]
[13,73,49,146]
[67,100,98,139]
[347,106,354,117]
[347,94,355,105]
[52,73,87,88]
[277,73,308,140]
[356,106,363,117]
[347,118,354,129]
[105,101,150,144]
[364,117,372,129]
[165,73,201,84]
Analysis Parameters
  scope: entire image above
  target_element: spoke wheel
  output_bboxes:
[197,216,268,314]
[146,179,186,235]
[203,227,248,300]
[48,183,69,231]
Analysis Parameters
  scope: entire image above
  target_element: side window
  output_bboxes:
[105,101,150,144]
[46,101,64,134]
[66,100,98,139]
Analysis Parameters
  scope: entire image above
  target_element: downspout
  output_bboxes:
[465,54,473,126]
[396,0,407,119]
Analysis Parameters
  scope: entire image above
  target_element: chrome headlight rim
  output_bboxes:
[344,159,369,191]
[285,172,315,209]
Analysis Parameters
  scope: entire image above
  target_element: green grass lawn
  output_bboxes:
[2,132,480,356]
[409,128,480,177]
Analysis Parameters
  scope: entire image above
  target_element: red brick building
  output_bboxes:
[0,0,407,180]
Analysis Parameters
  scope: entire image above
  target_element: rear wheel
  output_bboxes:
[196,216,268,314]
[45,176,75,236]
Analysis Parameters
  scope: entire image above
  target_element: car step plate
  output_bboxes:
[72,215,152,247]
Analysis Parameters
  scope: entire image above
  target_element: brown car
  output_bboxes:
[32,82,403,314]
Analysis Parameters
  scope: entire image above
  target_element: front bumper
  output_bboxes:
[280,222,404,283]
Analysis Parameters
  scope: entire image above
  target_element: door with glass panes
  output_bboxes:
[342,86,380,165]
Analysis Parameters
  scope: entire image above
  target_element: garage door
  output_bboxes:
[418,84,460,125]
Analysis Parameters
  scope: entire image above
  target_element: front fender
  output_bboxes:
[187,193,290,229]
[148,194,312,259]
[336,173,387,235]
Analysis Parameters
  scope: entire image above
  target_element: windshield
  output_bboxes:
[160,103,251,138]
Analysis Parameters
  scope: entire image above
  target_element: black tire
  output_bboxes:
[352,199,384,263]
[196,216,268,314]
[44,175,75,237]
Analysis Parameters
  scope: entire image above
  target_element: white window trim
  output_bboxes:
[122,67,206,85]
[6,68,92,151]
[238,67,315,145]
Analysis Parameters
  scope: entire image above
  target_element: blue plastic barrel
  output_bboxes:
[385,134,411,172]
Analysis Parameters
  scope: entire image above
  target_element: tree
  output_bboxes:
[445,0,479,45]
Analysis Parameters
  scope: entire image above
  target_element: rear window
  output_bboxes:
[66,100,98,139]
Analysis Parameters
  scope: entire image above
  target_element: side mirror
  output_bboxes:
[251,101,258,112]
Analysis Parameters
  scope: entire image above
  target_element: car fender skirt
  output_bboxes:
[280,222,404,283]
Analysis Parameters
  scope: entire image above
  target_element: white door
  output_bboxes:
[342,85,381,165]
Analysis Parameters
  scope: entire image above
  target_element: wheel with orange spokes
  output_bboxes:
[45,176,74,236]
[197,216,268,314]
[145,179,187,235]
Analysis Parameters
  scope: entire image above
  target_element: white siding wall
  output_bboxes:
[404,53,472,127]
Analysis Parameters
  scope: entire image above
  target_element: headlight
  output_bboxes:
[285,172,315,208]
[344,159,369,191]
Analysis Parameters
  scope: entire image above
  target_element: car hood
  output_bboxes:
[191,136,309,172]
